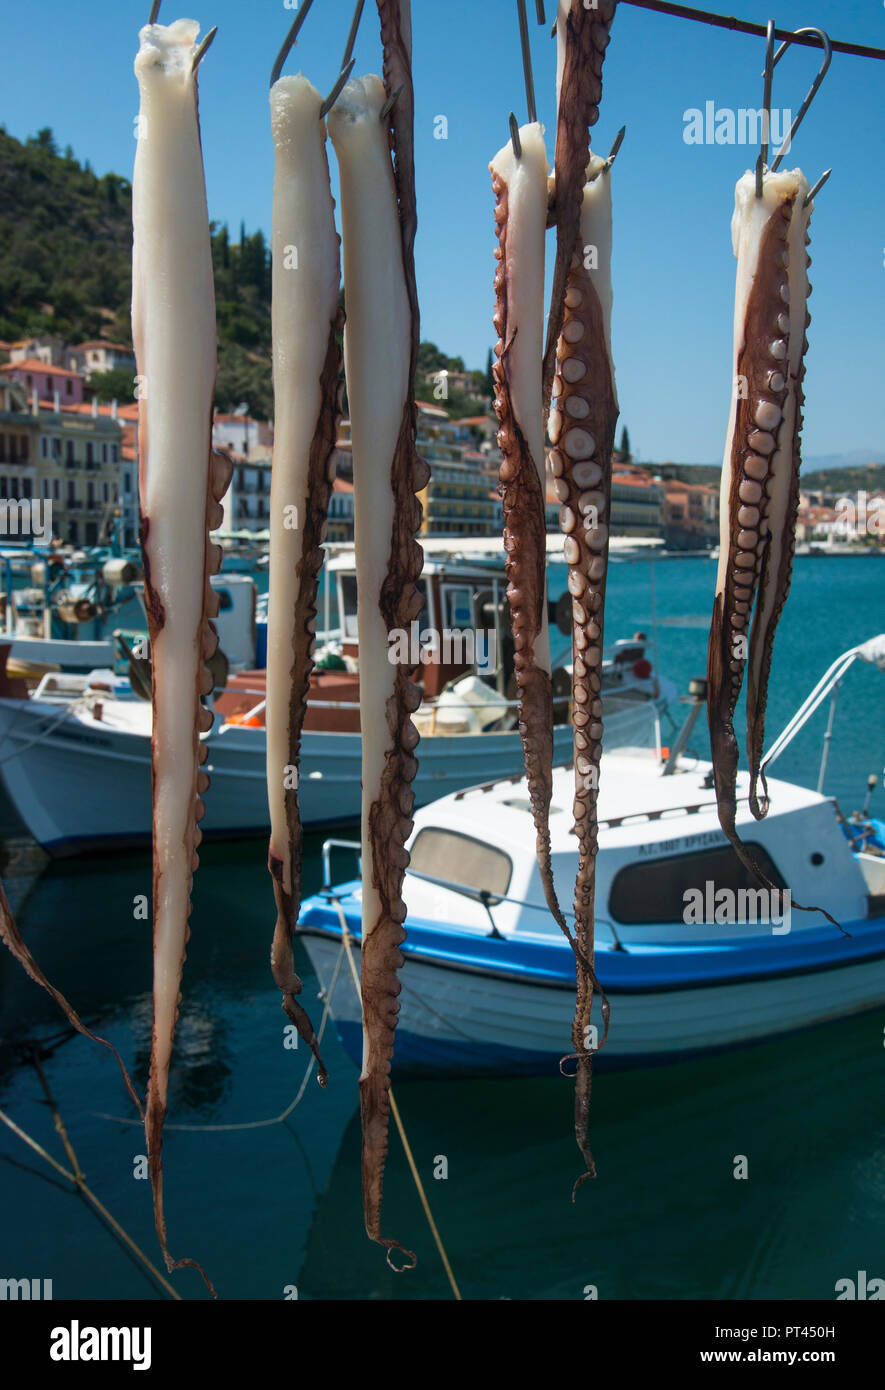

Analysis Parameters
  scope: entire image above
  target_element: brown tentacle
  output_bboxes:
[142,444,230,1297]
[0,881,144,1118]
[358,0,425,1268]
[553,249,618,1189]
[491,169,569,938]
[267,313,344,1089]
[707,204,843,934]
[542,0,617,413]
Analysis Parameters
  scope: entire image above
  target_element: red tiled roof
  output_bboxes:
[1,359,83,378]
[73,340,133,352]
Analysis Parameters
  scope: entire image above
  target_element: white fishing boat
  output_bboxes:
[298,638,885,1072]
[0,539,676,854]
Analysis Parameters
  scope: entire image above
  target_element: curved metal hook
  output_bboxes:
[770,26,833,172]
[192,25,218,75]
[755,19,775,198]
[270,0,317,87]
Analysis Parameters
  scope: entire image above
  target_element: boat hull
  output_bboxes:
[0,694,664,855]
[299,907,885,1074]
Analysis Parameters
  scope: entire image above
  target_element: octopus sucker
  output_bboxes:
[265,74,344,1088]
[542,0,618,413]
[327,0,425,1269]
[544,0,618,1194]
[490,124,570,937]
[708,170,842,933]
[133,17,223,1292]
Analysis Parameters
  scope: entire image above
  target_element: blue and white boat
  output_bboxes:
[298,639,885,1073]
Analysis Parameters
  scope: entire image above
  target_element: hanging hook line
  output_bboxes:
[619,1,885,62]
[270,0,317,87]
[769,27,832,172]
[516,0,538,124]
[755,18,775,198]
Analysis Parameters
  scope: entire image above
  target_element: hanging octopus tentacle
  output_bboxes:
[133,18,224,1294]
[551,162,617,1195]
[326,2,424,1269]
[266,316,340,1088]
[0,881,143,1116]
[490,130,570,937]
[266,73,346,1088]
[745,226,813,820]
[543,0,618,413]
[545,0,617,1192]
[707,170,843,934]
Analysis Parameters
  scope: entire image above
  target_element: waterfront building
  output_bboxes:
[1,358,85,407]
[661,476,719,549]
[67,340,137,379]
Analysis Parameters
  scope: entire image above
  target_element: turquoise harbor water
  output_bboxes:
[0,554,883,1300]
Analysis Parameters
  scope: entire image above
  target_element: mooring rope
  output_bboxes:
[333,899,462,1301]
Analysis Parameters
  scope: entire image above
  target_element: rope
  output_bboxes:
[94,938,348,1132]
[0,1102,181,1301]
[334,903,462,1300]
[620,0,885,61]
[0,696,90,765]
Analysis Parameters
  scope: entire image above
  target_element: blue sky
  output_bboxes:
[1,0,882,462]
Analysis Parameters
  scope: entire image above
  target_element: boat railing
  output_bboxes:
[317,836,624,948]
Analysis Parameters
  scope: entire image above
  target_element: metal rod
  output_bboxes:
[270,0,317,87]
[509,111,522,159]
[319,60,356,119]
[341,0,366,68]
[191,25,218,74]
[148,0,161,22]
[770,27,833,172]
[816,679,841,795]
[804,167,832,207]
[516,0,537,123]
[755,19,774,198]
[619,0,885,61]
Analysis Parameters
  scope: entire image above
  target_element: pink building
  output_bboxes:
[0,358,85,406]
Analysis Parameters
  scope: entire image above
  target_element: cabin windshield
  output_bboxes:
[339,573,428,643]
[409,827,512,897]
[609,842,787,925]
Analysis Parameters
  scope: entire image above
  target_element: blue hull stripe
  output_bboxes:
[299,883,885,994]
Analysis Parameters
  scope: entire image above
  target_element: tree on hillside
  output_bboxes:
[484,347,495,398]
[619,425,631,460]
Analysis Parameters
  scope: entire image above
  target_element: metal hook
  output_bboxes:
[603,124,626,170]
[192,25,217,74]
[319,60,356,120]
[509,111,522,159]
[769,27,832,171]
[380,84,404,121]
[270,0,317,87]
[804,167,832,207]
[755,19,775,198]
[535,1,546,22]
[516,0,537,123]
[148,0,161,23]
[341,0,365,69]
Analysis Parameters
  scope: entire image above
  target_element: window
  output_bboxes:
[409,827,512,898]
[608,843,787,925]
[124,473,131,493]
[67,482,76,505]
[102,444,108,463]
[112,445,119,463]
[66,440,75,463]
[86,442,94,465]
[103,482,110,502]
[53,479,60,501]
[42,478,50,499]
[40,436,48,459]
[0,478,6,499]
[52,438,61,459]
[65,380,72,396]
[22,478,32,498]
[87,482,96,506]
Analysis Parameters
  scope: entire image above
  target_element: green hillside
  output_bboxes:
[0,125,489,421]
